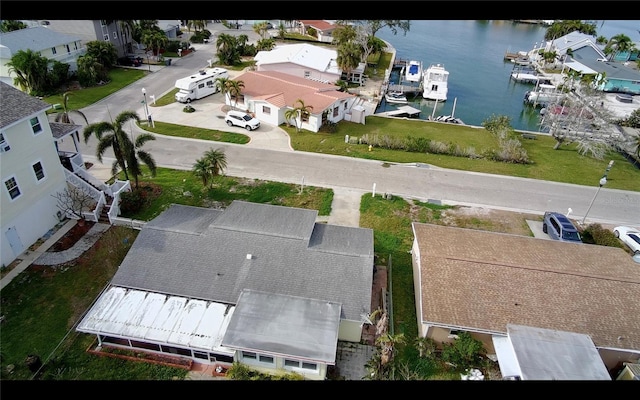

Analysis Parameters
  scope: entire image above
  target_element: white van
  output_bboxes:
[174,68,229,103]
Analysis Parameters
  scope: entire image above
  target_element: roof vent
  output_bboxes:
[246,254,253,260]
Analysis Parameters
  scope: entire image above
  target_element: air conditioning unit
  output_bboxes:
[447,334,459,339]
[0,144,10,152]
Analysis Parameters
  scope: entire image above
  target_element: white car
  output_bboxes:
[613,226,640,255]
[224,110,260,131]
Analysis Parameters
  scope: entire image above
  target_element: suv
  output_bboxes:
[542,211,582,243]
[225,110,260,131]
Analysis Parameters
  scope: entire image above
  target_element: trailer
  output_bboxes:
[174,68,229,103]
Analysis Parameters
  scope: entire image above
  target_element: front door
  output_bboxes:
[5,226,24,257]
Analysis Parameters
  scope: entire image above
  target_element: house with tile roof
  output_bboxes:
[0,82,131,267]
[226,70,359,132]
[76,201,375,380]
[0,26,85,88]
[411,222,640,379]
[296,20,338,43]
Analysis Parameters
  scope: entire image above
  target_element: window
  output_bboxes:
[206,80,214,88]
[32,162,45,181]
[66,44,71,53]
[113,31,118,40]
[304,71,311,78]
[51,47,57,55]
[333,107,339,117]
[241,351,256,360]
[198,83,205,89]
[262,106,271,115]
[0,132,9,152]
[258,355,274,364]
[284,358,318,372]
[4,177,21,199]
[30,117,42,135]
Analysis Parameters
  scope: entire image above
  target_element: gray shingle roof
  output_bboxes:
[0,81,50,129]
[111,202,375,322]
[572,46,640,82]
[0,26,81,53]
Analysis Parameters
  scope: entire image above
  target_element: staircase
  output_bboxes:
[98,194,114,224]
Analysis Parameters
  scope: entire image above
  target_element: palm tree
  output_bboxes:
[285,99,314,132]
[192,148,227,189]
[82,110,141,182]
[54,92,89,125]
[215,76,232,105]
[126,132,157,189]
[336,41,362,83]
[605,34,635,61]
[216,33,240,65]
[6,49,49,94]
[226,79,245,109]
[141,29,168,56]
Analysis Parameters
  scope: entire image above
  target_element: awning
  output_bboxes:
[563,61,597,75]
[491,335,521,379]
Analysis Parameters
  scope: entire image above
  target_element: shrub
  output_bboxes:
[119,189,146,214]
[183,105,195,113]
[581,223,625,248]
[440,332,485,371]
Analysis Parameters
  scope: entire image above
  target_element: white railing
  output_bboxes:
[107,180,131,224]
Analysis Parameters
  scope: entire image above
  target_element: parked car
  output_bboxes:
[613,226,640,255]
[225,110,260,131]
[542,211,582,243]
[117,55,143,67]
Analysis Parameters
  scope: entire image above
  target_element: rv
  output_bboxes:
[174,68,229,103]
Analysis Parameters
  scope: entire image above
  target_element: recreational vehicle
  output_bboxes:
[174,68,229,103]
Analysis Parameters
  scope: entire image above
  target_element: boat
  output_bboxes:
[404,60,423,83]
[524,83,564,106]
[422,63,449,101]
[385,91,408,104]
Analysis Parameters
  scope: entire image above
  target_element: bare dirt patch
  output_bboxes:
[441,206,540,236]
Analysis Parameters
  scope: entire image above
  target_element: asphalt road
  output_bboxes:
[77,31,640,228]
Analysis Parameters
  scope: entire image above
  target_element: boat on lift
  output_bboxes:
[385,91,408,104]
[404,60,423,83]
[422,63,449,101]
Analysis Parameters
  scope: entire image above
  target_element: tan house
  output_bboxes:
[226,70,359,132]
[411,222,640,379]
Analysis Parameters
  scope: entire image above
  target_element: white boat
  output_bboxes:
[524,83,563,106]
[385,91,408,104]
[404,60,423,83]
[422,63,449,101]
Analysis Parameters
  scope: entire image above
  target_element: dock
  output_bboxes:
[381,105,421,118]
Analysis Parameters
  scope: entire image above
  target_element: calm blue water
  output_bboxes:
[375,20,640,132]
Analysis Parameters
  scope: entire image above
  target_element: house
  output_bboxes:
[410,223,640,379]
[226,70,358,132]
[0,82,130,267]
[537,31,640,95]
[23,20,137,57]
[296,20,338,43]
[254,43,366,86]
[76,201,375,380]
[0,26,85,88]
[254,43,343,84]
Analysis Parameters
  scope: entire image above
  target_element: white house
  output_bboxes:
[1,82,69,267]
[254,43,343,83]
[227,70,358,132]
[1,82,131,267]
[0,26,85,88]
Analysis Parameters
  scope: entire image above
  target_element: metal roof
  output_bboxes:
[76,287,235,355]
[493,324,611,380]
[221,290,341,364]
[254,43,342,76]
